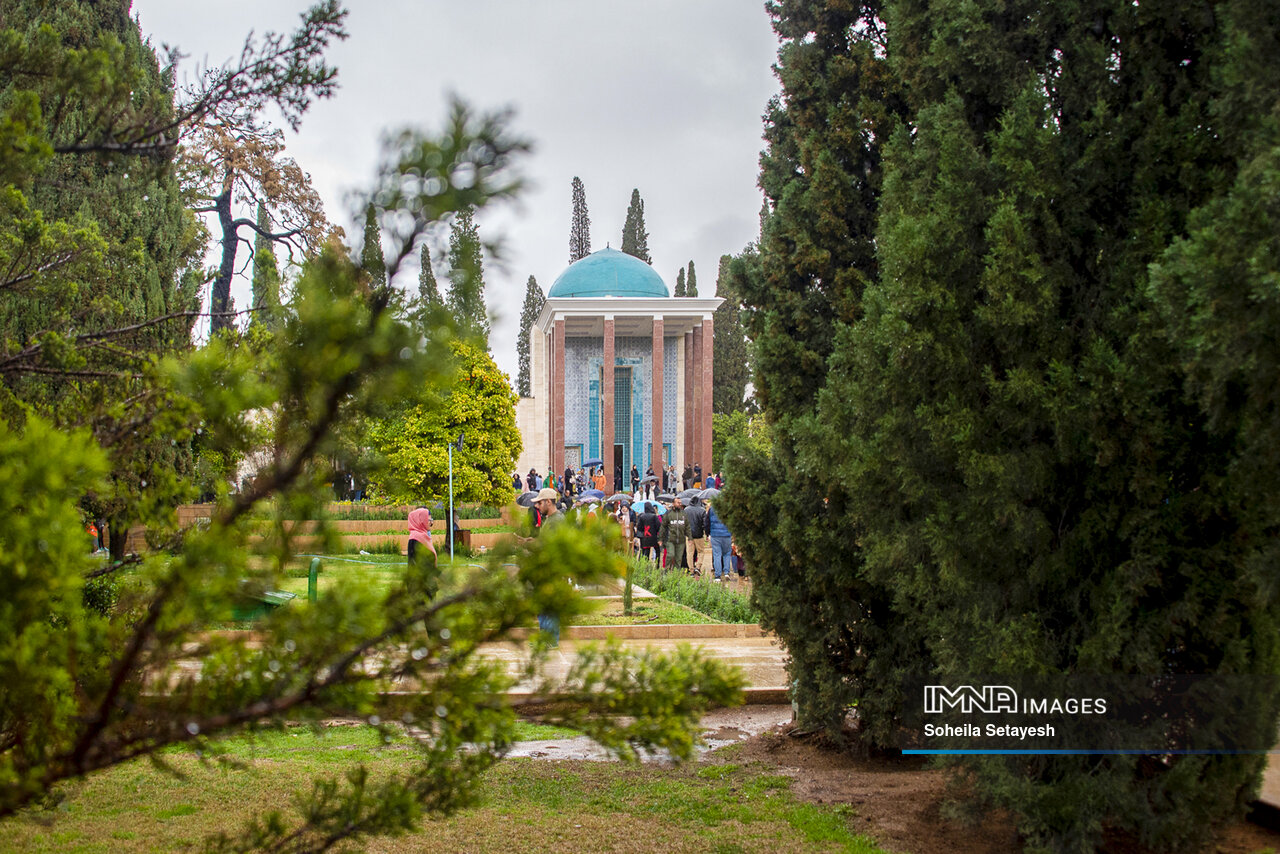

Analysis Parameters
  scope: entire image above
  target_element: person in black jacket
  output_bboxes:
[636,504,661,563]
[683,499,707,576]
[630,464,640,495]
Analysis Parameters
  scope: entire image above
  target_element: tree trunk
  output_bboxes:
[107,517,128,561]
[210,186,237,335]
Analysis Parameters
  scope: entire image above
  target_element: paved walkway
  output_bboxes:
[476,631,789,703]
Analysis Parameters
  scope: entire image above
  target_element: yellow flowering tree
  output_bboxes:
[369,338,520,505]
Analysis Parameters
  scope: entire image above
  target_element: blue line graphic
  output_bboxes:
[904,749,1279,755]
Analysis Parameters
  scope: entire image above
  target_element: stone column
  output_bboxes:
[602,315,615,491]
[651,316,664,476]
[683,331,694,468]
[691,323,703,474]
[700,314,714,472]
[551,318,566,482]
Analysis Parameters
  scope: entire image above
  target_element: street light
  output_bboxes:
[448,432,464,561]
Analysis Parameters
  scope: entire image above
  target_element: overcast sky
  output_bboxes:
[130,1,781,379]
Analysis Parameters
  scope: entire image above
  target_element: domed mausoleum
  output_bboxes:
[516,248,723,485]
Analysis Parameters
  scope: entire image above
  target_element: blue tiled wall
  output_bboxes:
[562,335,679,470]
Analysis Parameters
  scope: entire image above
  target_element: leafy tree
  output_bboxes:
[675,267,686,297]
[712,410,769,470]
[712,255,748,414]
[417,243,441,310]
[250,202,283,330]
[516,275,544,397]
[360,202,386,291]
[445,207,489,344]
[568,175,591,262]
[0,0,212,559]
[368,339,520,505]
[685,259,697,297]
[620,188,650,264]
[0,8,744,850]
[724,0,1280,850]
[180,3,347,334]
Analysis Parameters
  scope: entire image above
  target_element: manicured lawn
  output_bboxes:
[269,555,721,626]
[0,728,888,854]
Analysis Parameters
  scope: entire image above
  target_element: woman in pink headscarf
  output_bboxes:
[407,507,436,565]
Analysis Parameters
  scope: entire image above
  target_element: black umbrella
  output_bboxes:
[607,493,633,503]
[657,493,676,503]
[640,474,659,484]
[700,487,722,501]
[582,457,603,468]
[677,489,701,502]
[515,491,540,507]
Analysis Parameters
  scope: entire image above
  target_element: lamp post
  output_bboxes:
[447,432,464,561]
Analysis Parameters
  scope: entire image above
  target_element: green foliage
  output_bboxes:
[712,410,769,468]
[568,175,590,263]
[685,259,697,297]
[250,202,283,329]
[674,267,686,297]
[627,559,759,625]
[712,254,749,414]
[516,274,543,397]
[0,63,743,853]
[445,207,489,345]
[360,202,386,291]
[416,243,440,312]
[726,0,1280,850]
[619,188,650,264]
[367,339,520,506]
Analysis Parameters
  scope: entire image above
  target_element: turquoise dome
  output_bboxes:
[547,248,669,298]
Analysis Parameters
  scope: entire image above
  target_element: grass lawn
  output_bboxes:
[0,727,888,854]
[268,555,722,626]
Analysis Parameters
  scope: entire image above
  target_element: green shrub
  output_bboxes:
[627,558,758,624]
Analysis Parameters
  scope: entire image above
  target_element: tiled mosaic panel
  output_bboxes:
[563,336,679,471]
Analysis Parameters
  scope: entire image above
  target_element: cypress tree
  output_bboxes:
[620,189,650,264]
[516,275,544,397]
[417,244,441,308]
[360,203,386,292]
[685,260,697,297]
[712,255,747,414]
[724,0,1280,849]
[674,268,686,297]
[250,202,282,329]
[446,208,489,345]
[718,0,908,749]
[568,176,591,263]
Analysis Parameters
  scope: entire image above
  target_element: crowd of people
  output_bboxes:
[513,462,740,582]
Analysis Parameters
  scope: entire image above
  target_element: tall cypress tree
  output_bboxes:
[417,244,441,308]
[446,208,489,344]
[620,189,650,264]
[516,275,544,397]
[712,255,747,413]
[723,0,1280,849]
[360,203,386,292]
[250,202,282,329]
[685,260,697,297]
[568,176,591,263]
[674,268,686,297]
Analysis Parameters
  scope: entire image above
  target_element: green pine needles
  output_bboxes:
[720,0,1280,850]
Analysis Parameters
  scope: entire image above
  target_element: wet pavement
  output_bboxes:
[476,634,790,703]
[504,703,794,762]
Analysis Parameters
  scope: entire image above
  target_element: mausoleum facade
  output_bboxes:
[514,248,722,484]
